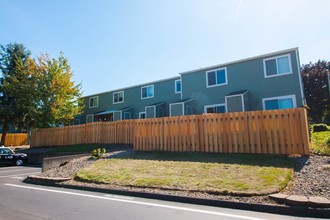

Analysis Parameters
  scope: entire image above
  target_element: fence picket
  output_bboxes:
[30,108,310,155]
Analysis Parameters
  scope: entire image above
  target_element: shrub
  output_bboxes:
[325,136,330,148]
[312,124,329,133]
[312,131,330,156]
[91,148,106,159]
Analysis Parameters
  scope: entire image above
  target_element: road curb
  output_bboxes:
[24,177,330,218]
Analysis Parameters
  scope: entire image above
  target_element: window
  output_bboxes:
[139,112,146,119]
[89,96,98,108]
[141,85,154,99]
[264,54,292,77]
[113,91,124,104]
[206,67,227,87]
[204,104,226,113]
[175,79,181,93]
[86,114,94,123]
[262,95,296,110]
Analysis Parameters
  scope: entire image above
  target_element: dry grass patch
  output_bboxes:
[75,152,293,195]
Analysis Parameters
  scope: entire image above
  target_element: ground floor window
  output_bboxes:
[204,104,226,113]
[139,112,146,119]
[262,95,296,110]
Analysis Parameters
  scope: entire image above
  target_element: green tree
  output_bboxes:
[34,53,83,127]
[0,43,83,145]
[0,43,35,145]
[301,60,330,123]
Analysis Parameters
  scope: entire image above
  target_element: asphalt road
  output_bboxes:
[0,166,320,220]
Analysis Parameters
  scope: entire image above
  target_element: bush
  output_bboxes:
[312,124,329,133]
[325,136,330,148]
[312,131,330,156]
[91,148,106,159]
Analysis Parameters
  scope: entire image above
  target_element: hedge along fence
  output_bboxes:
[0,133,29,146]
[31,108,310,155]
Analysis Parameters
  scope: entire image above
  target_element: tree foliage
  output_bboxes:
[0,43,83,144]
[35,53,83,127]
[301,60,330,123]
[0,43,35,144]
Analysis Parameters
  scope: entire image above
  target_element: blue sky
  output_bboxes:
[1,0,329,96]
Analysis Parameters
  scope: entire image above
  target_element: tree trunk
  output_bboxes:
[0,121,9,146]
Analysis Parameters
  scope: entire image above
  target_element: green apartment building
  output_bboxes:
[75,47,305,124]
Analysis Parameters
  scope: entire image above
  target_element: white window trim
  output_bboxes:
[180,76,183,100]
[263,54,292,78]
[86,114,94,123]
[262,94,297,110]
[206,67,228,88]
[145,106,156,118]
[296,49,305,103]
[169,103,184,117]
[113,91,124,104]
[113,110,122,121]
[204,103,227,114]
[225,92,247,112]
[89,96,99,108]
[139,112,146,119]
[175,79,181,94]
[141,85,154,99]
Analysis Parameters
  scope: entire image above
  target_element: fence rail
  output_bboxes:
[0,133,28,146]
[31,108,310,155]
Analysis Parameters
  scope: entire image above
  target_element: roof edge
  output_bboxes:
[180,47,299,75]
[83,76,180,98]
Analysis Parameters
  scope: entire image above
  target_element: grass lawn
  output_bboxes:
[312,131,330,156]
[48,144,131,153]
[75,152,294,195]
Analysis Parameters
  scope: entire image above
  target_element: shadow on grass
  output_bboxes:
[117,151,295,169]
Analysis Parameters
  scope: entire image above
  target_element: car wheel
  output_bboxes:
[16,159,23,166]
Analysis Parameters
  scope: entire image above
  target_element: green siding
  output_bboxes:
[81,77,181,122]
[146,106,155,118]
[226,96,243,112]
[76,48,303,124]
[170,103,183,116]
[181,50,303,114]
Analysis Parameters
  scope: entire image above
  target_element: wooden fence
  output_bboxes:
[0,133,29,146]
[31,120,134,147]
[31,108,310,155]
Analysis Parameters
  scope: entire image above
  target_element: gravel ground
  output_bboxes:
[39,152,330,205]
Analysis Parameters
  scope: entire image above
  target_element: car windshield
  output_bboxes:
[0,148,14,154]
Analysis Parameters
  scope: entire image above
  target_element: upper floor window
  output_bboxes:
[89,96,98,108]
[262,95,296,110]
[175,79,181,93]
[141,85,154,99]
[263,54,292,78]
[206,67,227,88]
[113,91,124,104]
[204,104,226,113]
